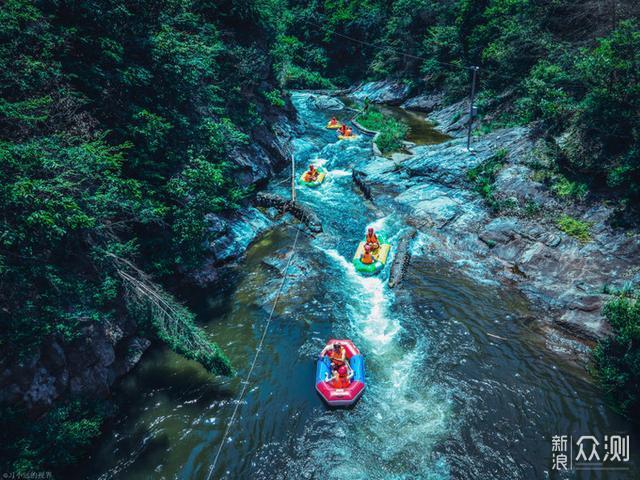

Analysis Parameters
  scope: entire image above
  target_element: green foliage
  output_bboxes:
[169,156,244,268]
[516,61,574,124]
[593,294,640,418]
[551,175,589,201]
[357,108,409,154]
[264,89,286,108]
[523,200,542,218]
[0,399,108,474]
[281,2,640,206]
[467,149,508,211]
[571,20,640,201]
[556,214,592,242]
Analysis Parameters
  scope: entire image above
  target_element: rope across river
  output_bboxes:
[206,227,301,480]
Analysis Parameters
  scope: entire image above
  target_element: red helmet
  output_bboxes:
[338,365,347,375]
[367,227,374,233]
[364,244,372,252]
[309,164,315,170]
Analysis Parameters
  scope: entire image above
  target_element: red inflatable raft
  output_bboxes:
[315,339,366,407]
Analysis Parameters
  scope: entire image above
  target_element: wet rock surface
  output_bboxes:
[0,319,150,410]
[351,100,640,341]
[351,80,412,105]
[401,92,445,112]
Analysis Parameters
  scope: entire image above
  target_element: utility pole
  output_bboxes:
[467,66,479,151]
[291,151,296,203]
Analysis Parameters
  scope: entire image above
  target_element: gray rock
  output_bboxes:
[306,94,345,111]
[401,93,445,112]
[479,218,520,245]
[428,99,470,135]
[23,368,57,406]
[351,81,412,105]
[117,337,151,376]
[206,208,272,265]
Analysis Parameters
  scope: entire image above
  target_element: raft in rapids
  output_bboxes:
[337,134,358,141]
[352,235,391,275]
[326,121,342,129]
[298,166,327,187]
[315,339,365,407]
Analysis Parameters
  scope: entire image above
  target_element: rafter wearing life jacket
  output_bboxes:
[360,244,374,265]
[303,164,319,182]
[365,227,380,251]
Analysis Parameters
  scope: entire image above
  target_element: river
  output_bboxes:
[85,92,638,479]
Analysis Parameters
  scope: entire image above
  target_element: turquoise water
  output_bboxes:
[84,93,638,480]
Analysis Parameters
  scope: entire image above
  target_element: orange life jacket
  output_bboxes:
[366,233,379,245]
[346,128,353,137]
[327,348,345,366]
[332,373,350,388]
[361,252,374,264]
[304,168,318,182]
[339,125,347,135]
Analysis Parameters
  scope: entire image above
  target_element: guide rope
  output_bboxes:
[205,226,301,480]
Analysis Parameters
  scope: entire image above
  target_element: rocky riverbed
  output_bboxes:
[347,81,640,353]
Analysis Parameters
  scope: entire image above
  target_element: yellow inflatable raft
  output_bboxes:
[352,239,391,275]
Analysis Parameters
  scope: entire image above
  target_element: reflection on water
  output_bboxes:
[375,104,452,146]
[85,93,638,480]
[340,95,451,146]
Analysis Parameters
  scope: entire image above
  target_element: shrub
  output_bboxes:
[556,214,591,242]
[593,294,640,418]
[282,65,333,89]
[357,108,409,155]
[551,175,589,201]
[263,89,285,108]
[0,399,109,475]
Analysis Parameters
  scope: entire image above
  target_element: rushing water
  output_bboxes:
[86,93,638,479]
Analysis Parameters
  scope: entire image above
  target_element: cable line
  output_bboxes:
[301,18,475,72]
[205,226,301,480]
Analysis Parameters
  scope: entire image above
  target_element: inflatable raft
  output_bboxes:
[326,121,342,129]
[298,166,327,188]
[338,134,358,141]
[316,339,365,407]
[352,235,391,275]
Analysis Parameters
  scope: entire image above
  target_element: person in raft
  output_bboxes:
[303,164,319,182]
[339,124,348,136]
[345,126,353,137]
[321,342,347,370]
[327,364,353,388]
[360,244,374,265]
[329,116,339,127]
[365,227,380,251]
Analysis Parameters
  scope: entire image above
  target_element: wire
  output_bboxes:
[301,18,474,72]
[205,226,301,480]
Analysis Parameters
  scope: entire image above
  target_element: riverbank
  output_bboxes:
[84,91,640,479]
[345,81,640,355]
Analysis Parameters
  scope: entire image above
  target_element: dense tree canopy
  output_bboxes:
[280,0,640,206]
[0,0,288,471]
[1,0,639,474]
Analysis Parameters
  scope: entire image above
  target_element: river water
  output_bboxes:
[86,93,638,479]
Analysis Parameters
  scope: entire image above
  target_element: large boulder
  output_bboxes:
[351,81,412,105]
[428,99,470,135]
[205,208,272,264]
[402,93,445,112]
[0,318,149,410]
[305,94,345,111]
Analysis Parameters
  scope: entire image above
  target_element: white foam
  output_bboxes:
[322,248,399,350]
[327,168,352,178]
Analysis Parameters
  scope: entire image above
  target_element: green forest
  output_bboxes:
[1,0,639,476]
